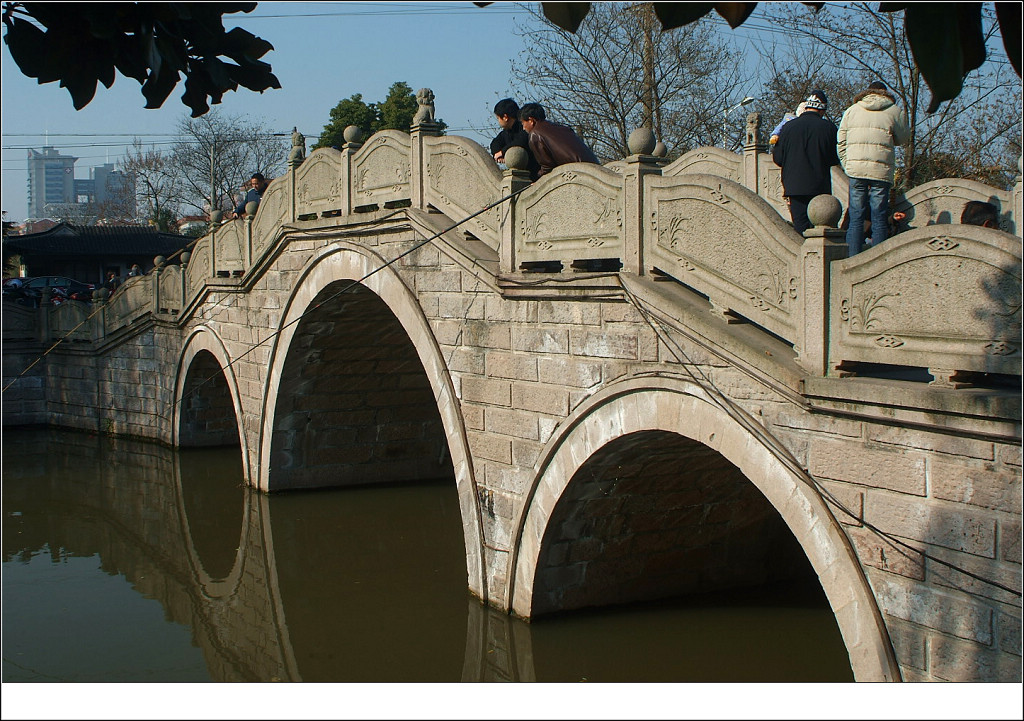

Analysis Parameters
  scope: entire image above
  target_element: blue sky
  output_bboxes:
[0,2,544,222]
[1,1,817,224]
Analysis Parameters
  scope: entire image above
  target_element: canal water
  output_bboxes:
[2,427,854,684]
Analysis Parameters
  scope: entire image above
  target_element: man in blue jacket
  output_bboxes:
[772,90,840,235]
[232,172,269,219]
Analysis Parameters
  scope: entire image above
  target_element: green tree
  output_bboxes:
[374,82,418,131]
[313,93,378,150]
[314,82,446,150]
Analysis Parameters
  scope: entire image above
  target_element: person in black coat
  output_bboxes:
[771,89,840,234]
[489,98,540,181]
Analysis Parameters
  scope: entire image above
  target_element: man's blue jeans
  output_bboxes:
[847,177,891,256]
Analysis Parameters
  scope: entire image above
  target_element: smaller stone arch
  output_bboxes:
[174,326,252,480]
[509,376,901,682]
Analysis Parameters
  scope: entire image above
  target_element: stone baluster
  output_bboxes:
[180,251,190,314]
[339,125,363,216]
[92,286,109,342]
[410,118,442,211]
[1014,155,1022,236]
[152,255,165,315]
[209,210,221,277]
[38,287,51,342]
[288,126,306,223]
[623,128,662,276]
[797,195,848,376]
[743,112,767,196]
[499,147,534,274]
[244,201,257,271]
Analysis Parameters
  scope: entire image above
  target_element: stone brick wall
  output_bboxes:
[802,421,1022,681]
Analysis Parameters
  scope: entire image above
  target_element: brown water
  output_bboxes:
[1,427,854,683]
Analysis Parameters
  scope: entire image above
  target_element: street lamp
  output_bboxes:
[722,96,757,150]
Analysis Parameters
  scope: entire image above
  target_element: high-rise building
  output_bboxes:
[92,163,136,216]
[27,147,77,219]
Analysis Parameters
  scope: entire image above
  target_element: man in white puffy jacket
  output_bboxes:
[837,81,911,255]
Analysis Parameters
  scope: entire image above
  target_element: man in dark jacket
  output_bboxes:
[518,103,599,178]
[490,98,540,180]
[771,90,840,234]
[232,172,269,219]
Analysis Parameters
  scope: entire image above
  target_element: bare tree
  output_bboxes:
[121,139,181,230]
[757,3,1022,190]
[170,109,288,216]
[512,2,745,160]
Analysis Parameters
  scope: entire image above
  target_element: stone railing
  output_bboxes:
[31,110,1022,382]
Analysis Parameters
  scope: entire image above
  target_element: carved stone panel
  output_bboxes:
[662,147,742,183]
[424,136,502,248]
[893,178,1014,235]
[187,242,212,299]
[159,266,182,311]
[830,226,1022,374]
[351,131,412,206]
[295,150,345,217]
[49,301,92,341]
[216,222,246,271]
[106,275,152,329]
[253,182,287,258]
[646,173,803,343]
[516,166,624,265]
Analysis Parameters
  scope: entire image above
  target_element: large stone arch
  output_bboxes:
[508,375,901,682]
[257,239,488,603]
[174,327,251,473]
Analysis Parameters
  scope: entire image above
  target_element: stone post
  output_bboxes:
[92,287,109,342]
[1014,155,1022,236]
[797,195,848,377]
[152,255,166,316]
[38,287,51,343]
[742,112,767,196]
[245,201,258,269]
[622,128,662,276]
[499,146,533,275]
[180,252,190,312]
[340,125,363,216]
[288,126,306,223]
[209,210,221,276]
[152,261,162,315]
[410,121,442,211]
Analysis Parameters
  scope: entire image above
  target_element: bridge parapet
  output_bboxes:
[829,224,1022,380]
[56,106,1020,383]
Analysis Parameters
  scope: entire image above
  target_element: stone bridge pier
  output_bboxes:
[3,114,1020,682]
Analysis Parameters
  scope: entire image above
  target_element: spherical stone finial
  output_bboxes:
[504,145,529,171]
[180,252,191,265]
[245,200,259,217]
[153,255,167,268]
[627,127,657,155]
[807,194,843,228]
[94,287,110,302]
[343,125,363,144]
[210,209,223,224]
[652,141,667,158]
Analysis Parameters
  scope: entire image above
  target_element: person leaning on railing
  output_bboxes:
[232,172,269,219]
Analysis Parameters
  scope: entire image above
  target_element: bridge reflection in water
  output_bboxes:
[1,428,852,682]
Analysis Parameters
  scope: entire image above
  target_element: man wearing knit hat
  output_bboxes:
[837,80,911,255]
[771,89,840,235]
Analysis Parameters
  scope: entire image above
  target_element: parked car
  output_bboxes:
[3,276,95,306]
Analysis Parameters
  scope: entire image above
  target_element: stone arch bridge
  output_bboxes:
[3,115,1021,682]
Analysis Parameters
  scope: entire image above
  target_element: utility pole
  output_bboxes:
[641,2,656,132]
